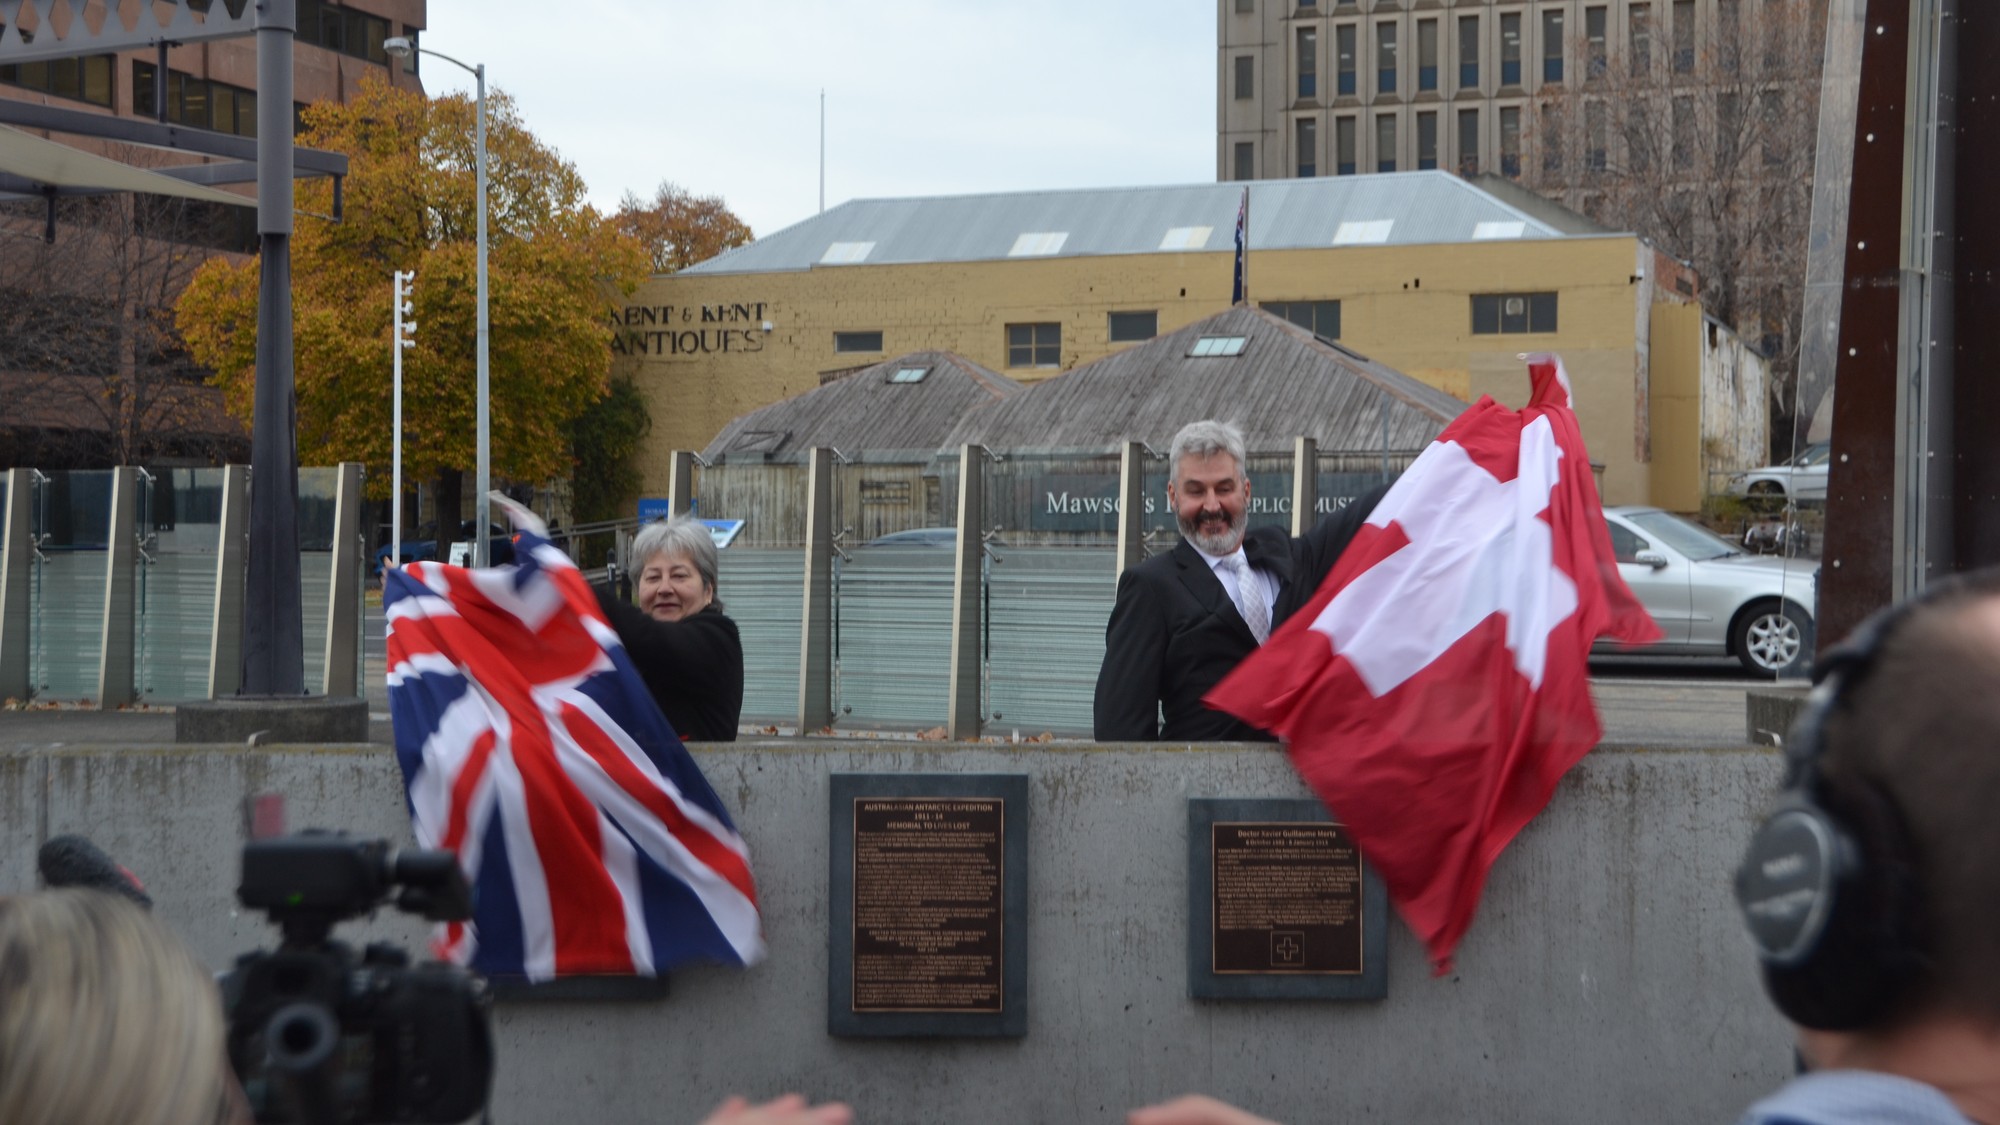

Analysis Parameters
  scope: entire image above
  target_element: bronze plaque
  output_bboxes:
[851,796,1005,1013]
[1210,821,1364,975]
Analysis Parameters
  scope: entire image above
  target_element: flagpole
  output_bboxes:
[1242,186,1249,306]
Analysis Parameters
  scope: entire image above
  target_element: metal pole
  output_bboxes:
[474,63,491,567]
[97,466,137,708]
[1291,436,1318,537]
[392,272,405,574]
[819,89,825,214]
[243,0,304,696]
[0,469,32,700]
[1115,441,1146,576]
[946,445,984,740]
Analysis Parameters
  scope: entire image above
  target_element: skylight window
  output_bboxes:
[1008,231,1069,257]
[1332,220,1395,245]
[887,366,930,384]
[821,241,876,264]
[1188,335,1249,357]
[1472,221,1528,240]
[1159,226,1214,251]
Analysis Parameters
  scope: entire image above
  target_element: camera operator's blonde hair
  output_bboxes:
[0,889,239,1125]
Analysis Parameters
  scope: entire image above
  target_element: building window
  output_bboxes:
[1297,117,1318,177]
[1673,94,1695,170]
[133,61,257,137]
[1631,3,1653,75]
[1297,27,1318,99]
[1761,90,1788,167]
[1717,0,1741,72]
[297,0,392,65]
[1542,9,1565,83]
[834,331,883,353]
[1471,292,1558,334]
[1499,12,1522,86]
[1188,335,1250,358]
[1336,115,1357,175]
[1376,114,1397,172]
[1234,141,1256,181]
[1236,0,1255,12]
[1261,300,1341,339]
[1007,323,1061,368]
[1417,19,1439,91]
[1585,6,1608,79]
[0,54,114,107]
[1457,107,1480,174]
[1499,105,1522,176]
[1586,100,1608,171]
[1336,24,1357,96]
[1672,0,1695,73]
[1376,21,1398,94]
[1458,14,1480,89]
[1109,311,1158,342]
[887,366,929,384]
[1235,54,1255,99]
[1539,104,1563,172]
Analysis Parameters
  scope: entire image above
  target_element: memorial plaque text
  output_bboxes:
[1211,821,1364,975]
[851,797,1006,1013]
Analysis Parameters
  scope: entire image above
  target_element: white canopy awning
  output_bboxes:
[0,123,254,207]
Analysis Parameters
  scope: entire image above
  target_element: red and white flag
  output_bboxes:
[1206,353,1658,972]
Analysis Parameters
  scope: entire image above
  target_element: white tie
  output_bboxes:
[1222,554,1270,644]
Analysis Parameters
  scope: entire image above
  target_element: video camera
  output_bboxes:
[222,832,493,1125]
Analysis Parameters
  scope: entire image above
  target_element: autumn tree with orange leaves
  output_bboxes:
[614,182,753,274]
[175,76,648,526]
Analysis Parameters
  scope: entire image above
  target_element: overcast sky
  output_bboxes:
[420,0,1216,240]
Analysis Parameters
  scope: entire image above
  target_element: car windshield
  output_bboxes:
[1787,442,1831,468]
[1626,510,1741,561]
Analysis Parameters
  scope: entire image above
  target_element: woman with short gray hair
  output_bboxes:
[593,513,742,741]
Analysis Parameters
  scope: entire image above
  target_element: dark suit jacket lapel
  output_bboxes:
[1242,527,1296,605]
[1173,538,1257,646]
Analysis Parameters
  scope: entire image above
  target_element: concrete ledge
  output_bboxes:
[1746,684,1813,747]
[174,695,369,745]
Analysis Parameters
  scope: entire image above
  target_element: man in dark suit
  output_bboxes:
[1093,420,1383,741]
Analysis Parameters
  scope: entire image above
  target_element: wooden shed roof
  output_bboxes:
[702,351,1022,461]
[943,306,1467,455]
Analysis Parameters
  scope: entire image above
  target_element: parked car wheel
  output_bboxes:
[1734,600,1811,676]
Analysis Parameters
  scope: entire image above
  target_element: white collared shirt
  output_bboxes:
[1191,541,1279,638]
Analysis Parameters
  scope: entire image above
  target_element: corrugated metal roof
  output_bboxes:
[943,306,1465,454]
[702,351,1022,461]
[685,172,1575,276]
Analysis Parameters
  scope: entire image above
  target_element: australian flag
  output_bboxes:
[385,497,763,981]
[1231,184,1249,306]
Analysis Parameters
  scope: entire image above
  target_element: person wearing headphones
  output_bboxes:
[1130,568,2000,1125]
[1730,567,2000,1124]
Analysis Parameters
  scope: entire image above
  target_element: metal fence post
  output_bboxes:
[322,462,363,696]
[947,445,984,740]
[0,469,30,700]
[1116,440,1146,576]
[1291,436,1318,537]
[209,465,249,698]
[798,447,835,733]
[666,450,695,517]
[97,465,138,708]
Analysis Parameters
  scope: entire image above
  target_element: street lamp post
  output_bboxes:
[391,270,416,572]
[384,37,491,566]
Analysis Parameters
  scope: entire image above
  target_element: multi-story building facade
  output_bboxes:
[0,0,427,145]
[1219,0,1794,184]
[0,1,428,467]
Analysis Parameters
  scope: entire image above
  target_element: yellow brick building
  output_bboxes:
[616,172,1764,509]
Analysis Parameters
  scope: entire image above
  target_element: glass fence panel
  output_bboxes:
[29,470,113,701]
[135,467,225,702]
[693,456,807,725]
[299,468,339,693]
[832,450,955,730]
[980,449,1123,736]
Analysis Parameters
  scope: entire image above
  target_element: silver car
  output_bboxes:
[1727,441,1831,503]
[1596,506,1817,676]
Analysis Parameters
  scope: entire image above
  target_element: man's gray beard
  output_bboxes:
[1181,514,1245,556]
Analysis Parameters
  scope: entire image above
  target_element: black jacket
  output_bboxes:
[1092,487,1385,742]
[593,589,743,742]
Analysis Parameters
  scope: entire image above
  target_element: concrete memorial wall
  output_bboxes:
[0,740,1792,1124]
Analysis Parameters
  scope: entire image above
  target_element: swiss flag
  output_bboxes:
[1206,353,1658,972]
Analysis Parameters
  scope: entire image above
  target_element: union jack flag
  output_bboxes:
[385,499,763,980]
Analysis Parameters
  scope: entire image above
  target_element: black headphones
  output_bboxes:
[1733,586,1935,1031]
